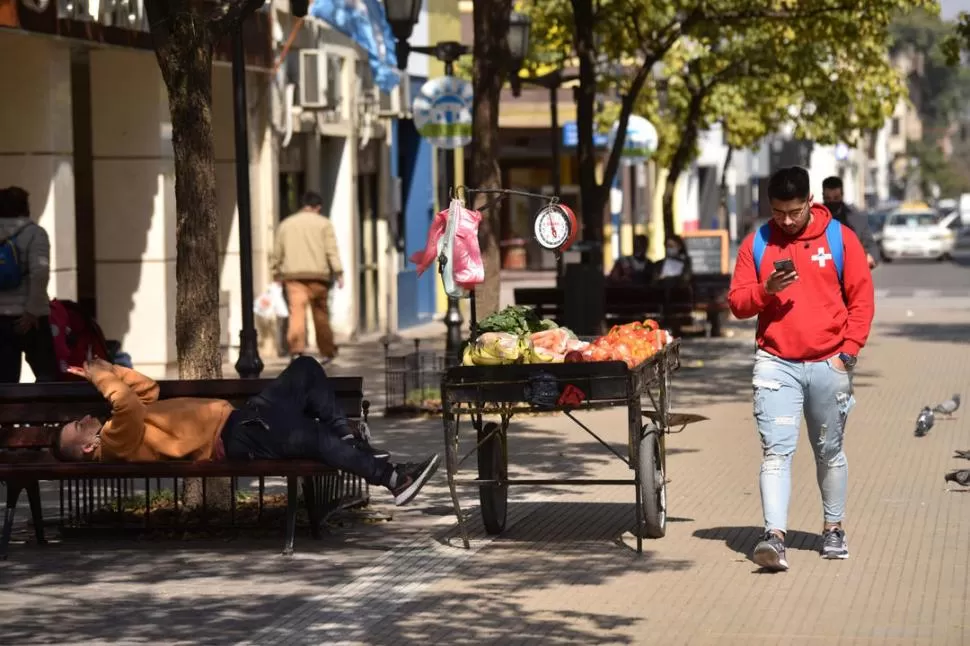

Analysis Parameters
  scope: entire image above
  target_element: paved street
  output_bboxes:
[2,267,969,645]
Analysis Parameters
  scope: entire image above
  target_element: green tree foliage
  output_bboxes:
[520,0,936,243]
[894,9,970,132]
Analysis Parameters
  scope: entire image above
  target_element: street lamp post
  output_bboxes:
[384,2,469,367]
[231,22,264,378]
[383,2,530,366]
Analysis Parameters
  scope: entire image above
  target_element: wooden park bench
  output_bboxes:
[0,377,370,558]
[513,283,695,333]
[514,274,732,337]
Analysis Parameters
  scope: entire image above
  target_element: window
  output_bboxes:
[891,118,901,136]
[887,211,940,227]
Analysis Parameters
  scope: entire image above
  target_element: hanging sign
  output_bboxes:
[412,76,474,150]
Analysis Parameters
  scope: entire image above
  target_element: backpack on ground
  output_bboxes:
[49,299,113,380]
[0,225,30,290]
[752,219,845,284]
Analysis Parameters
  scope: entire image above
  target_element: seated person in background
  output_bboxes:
[608,234,654,284]
[54,357,439,507]
[657,235,693,283]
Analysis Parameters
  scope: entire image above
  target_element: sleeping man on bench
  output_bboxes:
[53,356,439,506]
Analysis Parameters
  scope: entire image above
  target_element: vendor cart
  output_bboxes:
[441,340,681,554]
[431,187,688,554]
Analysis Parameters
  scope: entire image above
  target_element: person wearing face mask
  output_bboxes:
[821,176,878,269]
[657,234,693,283]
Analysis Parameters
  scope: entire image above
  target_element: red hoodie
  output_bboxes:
[729,205,875,361]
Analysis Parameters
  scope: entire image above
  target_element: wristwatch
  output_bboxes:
[838,352,857,370]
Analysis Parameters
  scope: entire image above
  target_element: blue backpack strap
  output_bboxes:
[752,223,771,280]
[825,218,844,283]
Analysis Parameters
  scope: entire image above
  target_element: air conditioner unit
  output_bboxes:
[298,47,347,111]
[376,77,411,119]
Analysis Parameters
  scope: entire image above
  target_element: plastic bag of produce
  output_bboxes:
[463,332,527,366]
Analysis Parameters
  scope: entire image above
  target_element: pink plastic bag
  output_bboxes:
[409,199,484,295]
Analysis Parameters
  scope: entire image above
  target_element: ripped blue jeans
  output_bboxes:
[752,349,855,534]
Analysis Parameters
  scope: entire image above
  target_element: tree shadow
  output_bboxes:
[878,322,970,345]
[0,501,692,644]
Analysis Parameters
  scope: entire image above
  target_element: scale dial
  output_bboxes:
[533,204,576,251]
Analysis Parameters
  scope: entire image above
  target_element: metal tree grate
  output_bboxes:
[383,339,444,416]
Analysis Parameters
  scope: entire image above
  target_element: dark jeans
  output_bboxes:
[221,356,389,486]
[0,315,59,384]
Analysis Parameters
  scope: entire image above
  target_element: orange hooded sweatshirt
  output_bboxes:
[91,365,233,462]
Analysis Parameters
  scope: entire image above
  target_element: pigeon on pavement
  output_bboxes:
[945,469,970,486]
[933,394,961,418]
[955,450,970,460]
[915,406,935,437]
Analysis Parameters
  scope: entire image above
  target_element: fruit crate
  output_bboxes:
[382,338,445,416]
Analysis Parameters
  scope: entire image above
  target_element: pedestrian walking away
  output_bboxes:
[0,186,58,383]
[728,166,875,571]
[272,191,344,363]
[54,356,439,507]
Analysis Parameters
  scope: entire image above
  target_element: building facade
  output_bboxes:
[1,0,275,379]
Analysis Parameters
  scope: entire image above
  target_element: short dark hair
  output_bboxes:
[767,167,811,202]
[0,186,29,219]
[301,191,324,210]
[822,176,843,191]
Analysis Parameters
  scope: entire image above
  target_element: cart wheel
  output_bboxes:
[638,424,667,539]
[478,421,508,535]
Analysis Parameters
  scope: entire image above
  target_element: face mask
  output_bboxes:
[824,201,843,213]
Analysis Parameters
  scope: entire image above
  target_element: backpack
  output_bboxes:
[752,218,845,284]
[49,299,112,380]
[0,225,29,290]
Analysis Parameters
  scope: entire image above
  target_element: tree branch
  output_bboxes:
[601,59,653,195]
[209,0,266,39]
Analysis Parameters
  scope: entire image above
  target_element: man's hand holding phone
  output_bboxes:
[766,258,797,294]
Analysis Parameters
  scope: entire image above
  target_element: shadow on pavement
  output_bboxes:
[878,321,970,345]
[692,525,822,562]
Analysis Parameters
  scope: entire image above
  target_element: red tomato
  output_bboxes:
[564,350,585,363]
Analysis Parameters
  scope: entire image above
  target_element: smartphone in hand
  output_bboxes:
[773,258,796,274]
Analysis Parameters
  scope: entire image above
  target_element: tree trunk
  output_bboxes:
[570,0,602,253]
[146,0,257,509]
[661,88,706,238]
[470,0,511,317]
[719,144,735,224]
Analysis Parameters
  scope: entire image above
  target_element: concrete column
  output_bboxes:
[90,48,174,378]
[0,32,76,301]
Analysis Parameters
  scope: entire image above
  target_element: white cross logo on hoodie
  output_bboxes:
[812,247,833,268]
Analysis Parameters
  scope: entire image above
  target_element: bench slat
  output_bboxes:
[0,378,364,426]
[0,458,340,479]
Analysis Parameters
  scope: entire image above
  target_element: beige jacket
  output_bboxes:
[272,210,344,282]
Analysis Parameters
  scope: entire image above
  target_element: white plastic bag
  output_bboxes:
[254,282,289,320]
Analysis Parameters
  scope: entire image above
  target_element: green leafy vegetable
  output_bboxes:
[475,305,555,336]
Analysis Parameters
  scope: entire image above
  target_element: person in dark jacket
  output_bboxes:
[608,234,655,285]
[822,176,878,269]
[0,186,58,383]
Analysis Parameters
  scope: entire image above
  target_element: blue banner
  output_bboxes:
[309,0,401,93]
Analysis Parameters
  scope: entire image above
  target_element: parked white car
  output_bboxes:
[880,207,957,262]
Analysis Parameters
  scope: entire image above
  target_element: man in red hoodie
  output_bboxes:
[728,166,874,572]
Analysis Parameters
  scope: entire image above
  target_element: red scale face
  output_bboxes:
[533,204,577,252]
